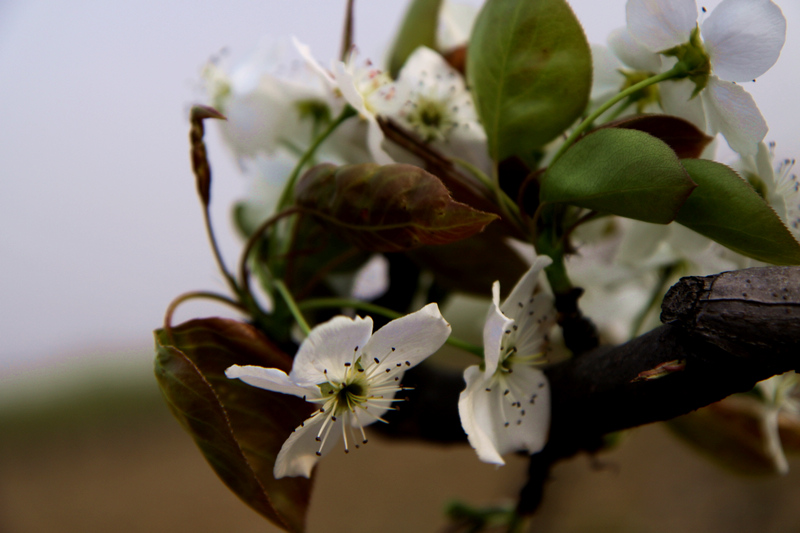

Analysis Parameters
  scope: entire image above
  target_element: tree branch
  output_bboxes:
[376,266,800,514]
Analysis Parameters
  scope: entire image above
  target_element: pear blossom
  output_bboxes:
[226,303,451,478]
[756,372,800,474]
[202,43,331,161]
[625,0,787,156]
[293,37,405,165]
[391,46,490,172]
[458,256,556,465]
[739,142,800,239]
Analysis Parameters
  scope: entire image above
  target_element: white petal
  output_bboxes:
[501,367,551,455]
[458,365,506,465]
[398,46,453,83]
[291,36,335,88]
[659,78,707,132]
[702,76,766,157]
[290,315,374,385]
[608,27,663,72]
[590,45,626,101]
[225,365,316,398]
[760,407,789,475]
[702,0,786,81]
[626,0,698,53]
[438,0,478,50]
[458,366,551,465]
[499,256,553,320]
[273,411,342,478]
[363,303,451,373]
[366,116,394,165]
[483,290,514,376]
[616,221,672,266]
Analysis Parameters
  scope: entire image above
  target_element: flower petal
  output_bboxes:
[483,286,515,377]
[225,365,316,398]
[291,36,335,88]
[366,115,394,165]
[626,0,698,53]
[458,365,506,465]
[702,0,786,81]
[362,303,451,373]
[291,315,374,385]
[501,367,550,454]
[659,77,707,132]
[458,366,551,464]
[273,410,342,478]
[702,76,767,157]
[499,255,553,320]
[590,44,625,101]
[608,27,663,72]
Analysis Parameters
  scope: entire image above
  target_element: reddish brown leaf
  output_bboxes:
[154,318,313,532]
[295,163,498,252]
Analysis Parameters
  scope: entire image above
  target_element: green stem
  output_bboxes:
[274,279,312,336]
[454,156,526,233]
[237,206,301,317]
[276,105,357,212]
[298,297,484,358]
[550,63,687,166]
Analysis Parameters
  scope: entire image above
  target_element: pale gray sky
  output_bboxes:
[1,0,797,396]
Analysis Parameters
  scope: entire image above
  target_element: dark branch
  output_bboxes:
[376,266,800,514]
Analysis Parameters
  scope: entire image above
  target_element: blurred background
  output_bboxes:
[1,1,799,531]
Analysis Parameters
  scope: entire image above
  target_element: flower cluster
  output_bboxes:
[155,0,799,530]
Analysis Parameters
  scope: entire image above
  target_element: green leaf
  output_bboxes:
[540,128,696,224]
[602,115,714,159]
[154,319,313,533]
[295,163,499,252]
[387,0,443,78]
[468,0,592,163]
[677,159,800,265]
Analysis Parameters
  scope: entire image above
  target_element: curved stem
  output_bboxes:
[163,291,248,342]
[276,105,357,213]
[550,64,687,167]
[274,279,312,336]
[237,206,301,315]
[454,156,526,234]
[298,297,484,357]
[203,204,240,298]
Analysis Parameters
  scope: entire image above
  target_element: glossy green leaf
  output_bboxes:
[295,163,499,252]
[387,0,443,78]
[540,128,696,224]
[677,159,800,265]
[468,0,592,163]
[154,319,313,532]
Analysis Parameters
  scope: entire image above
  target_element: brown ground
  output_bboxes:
[2,378,800,533]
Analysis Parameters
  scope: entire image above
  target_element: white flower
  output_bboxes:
[740,141,800,239]
[226,303,451,478]
[625,0,787,156]
[590,28,664,118]
[293,37,405,165]
[756,372,800,474]
[437,0,479,52]
[458,256,556,465]
[202,43,330,161]
[390,46,489,172]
